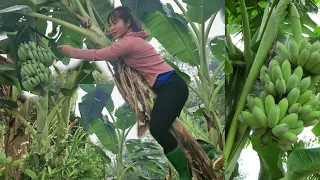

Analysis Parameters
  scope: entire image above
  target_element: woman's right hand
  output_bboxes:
[57,45,74,56]
[104,26,113,39]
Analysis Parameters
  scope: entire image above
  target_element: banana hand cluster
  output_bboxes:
[276,38,320,75]
[240,53,320,150]
[18,41,54,91]
[18,41,55,67]
[20,60,52,91]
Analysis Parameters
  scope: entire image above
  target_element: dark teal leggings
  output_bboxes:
[150,72,189,154]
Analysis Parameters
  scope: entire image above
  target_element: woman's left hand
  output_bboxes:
[57,45,74,56]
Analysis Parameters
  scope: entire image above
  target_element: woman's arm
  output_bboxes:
[58,38,133,61]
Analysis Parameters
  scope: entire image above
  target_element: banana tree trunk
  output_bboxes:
[106,60,223,180]
[4,88,30,180]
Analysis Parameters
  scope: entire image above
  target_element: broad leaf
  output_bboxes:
[286,147,320,180]
[210,36,225,62]
[90,0,114,26]
[251,137,285,180]
[182,0,222,23]
[114,104,136,130]
[312,122,320,136]
[79,84,96,93]
[163,58,191,84]
[88,118,118,154]
[92,145,112,164]
[120,0,161,20]
[143,8,200,66]
[78,84,114,130]
[24,169,38,179]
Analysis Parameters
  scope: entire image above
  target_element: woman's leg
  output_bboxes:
[149,73,189,153]
[149,73,191,179]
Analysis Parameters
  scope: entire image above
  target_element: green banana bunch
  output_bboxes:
[20,60,52,91]
[17,41,55,67]
[275,38,320,75]
[240,35,320,150]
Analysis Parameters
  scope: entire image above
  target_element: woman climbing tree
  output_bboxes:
[58,6,192,180]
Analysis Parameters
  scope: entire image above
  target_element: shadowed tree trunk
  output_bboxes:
[0,56,30,180]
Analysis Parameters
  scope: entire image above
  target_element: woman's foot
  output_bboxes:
[165,146,192,180]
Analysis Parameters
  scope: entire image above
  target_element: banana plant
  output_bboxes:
[225,0,320,179]
[77,84,168,180]
[119,0,225,150]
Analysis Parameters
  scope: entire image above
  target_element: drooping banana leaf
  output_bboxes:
[286,147,320,180]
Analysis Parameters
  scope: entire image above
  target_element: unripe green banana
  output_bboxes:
[27,64,36,75]
[34,75,41,84]
[260,65,269,75]
[304,97,320,108]
[276,41,290,60]
[272,64,283,82]
[252,128,268,138]
[252,106,268,128]
[260,91,268,103]
[297,48,309,67]
[43,73,49,84]
[241,111,259,128]
[26,78,35,88]
[268,60,280,81]
[22,81,33,91]
[288,126,304,135]
[291,120,304,129]
[38,73,45,83]
[299,38,309,52]
[286,74,299,93]
[288,38,299,64]
[281,60,292,83]
[309,41,320,54]
[37,50,45,62]
[254,97,265,114]
[30,77,38,87]
[32,49,40,61]
[265,81,277,96]
[287,88,301,106]
[268,105,281,128]
[247,94,255,111]
[265,95,275,114]
[18,48,27,61]
[304,51,320,71]
[24,43,31,52]
[28,41,37,50]
[27,49,35,60]
[298,76,311,93]
[309,60,320,75]
[304,119,319,127]
[303,111,320,122]
[276,78,286,95]
[22,65,32,76]
[297,90,313,104]
[260,73,271,86]
[298,105,314,118]
[272,123,289,137]
[39,63,47,72]
[278,132,298,143]
[293,66,303,81]
[19,45,29,58]
[279,113,298,128]
[288,103,301,114]
[278,98,289,120]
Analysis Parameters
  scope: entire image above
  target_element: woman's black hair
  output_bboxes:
[107,6,143,32]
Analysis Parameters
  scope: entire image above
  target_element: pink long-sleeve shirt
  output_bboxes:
[69,29,173,87]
